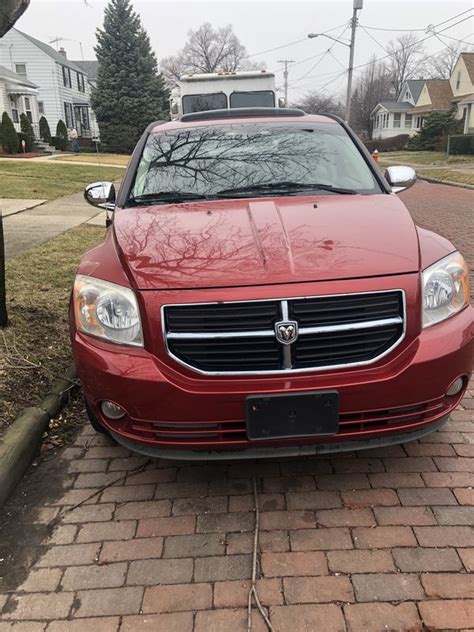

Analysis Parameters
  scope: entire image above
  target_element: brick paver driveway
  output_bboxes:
[1,180,473,632]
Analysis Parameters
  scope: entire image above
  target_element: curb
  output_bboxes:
[0,365,78,507]
[418,176,474,190]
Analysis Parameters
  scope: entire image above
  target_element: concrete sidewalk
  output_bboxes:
[1,199,46,217]
[3,191,103,260]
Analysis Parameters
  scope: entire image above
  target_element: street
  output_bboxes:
[0,178,473,631]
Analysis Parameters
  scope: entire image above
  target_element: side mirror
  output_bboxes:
[384,166,416,193]
[278,97,286,108]
[84,181,116,210]
[170,102,179,115]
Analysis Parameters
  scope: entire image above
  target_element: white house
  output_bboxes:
[0,63,39,136]
[371,79,425,139]
[449,52,474,134]
[0,28,94,137]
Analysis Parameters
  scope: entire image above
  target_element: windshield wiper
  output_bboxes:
[216,181,358,196]
[129,191,211,205]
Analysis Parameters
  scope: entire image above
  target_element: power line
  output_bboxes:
[288,25,349,85]
[361,7,473,33]
[359,25,389,54]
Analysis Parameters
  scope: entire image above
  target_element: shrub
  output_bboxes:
[0,111,19,154]
[448,134,474,156]
[98,122,141,153]
[54,119,68,151]
[364,134,409,153]
[39,116,51,143]
[407,108,462,151]
[20,113,35,151]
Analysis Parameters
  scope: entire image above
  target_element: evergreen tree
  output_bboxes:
[1,111,19,154]
[92,0,169,152]
[55,119,68,151]
[39,115,51,143]
[20,113,34,151]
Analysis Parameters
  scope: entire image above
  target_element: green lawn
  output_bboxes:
[0,161,125,200]
[54,153,130,167]
[379,150,474,166]
[416,169,474,186]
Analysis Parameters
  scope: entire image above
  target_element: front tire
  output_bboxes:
[85,400,109,435]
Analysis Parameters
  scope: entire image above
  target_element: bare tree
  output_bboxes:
[350,56,392,138]
[387,33,427,96]
[0,0,29,37]
[427,40,473,79]
[161,22,251,84]
[292,91,345,118]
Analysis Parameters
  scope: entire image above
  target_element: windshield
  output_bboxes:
[230,91,275,108]
[182,92,227,113]
[131,122,381,203]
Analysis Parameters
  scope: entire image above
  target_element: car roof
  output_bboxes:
[151,112,338,134]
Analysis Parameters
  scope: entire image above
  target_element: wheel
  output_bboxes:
[85,400,110,434]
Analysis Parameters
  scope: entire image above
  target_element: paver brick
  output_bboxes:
[142,583,212,613]
[68,459,109,473]
[422,472,474,487]
[163,533,225,558]
[35,543,100,568]
[209,478,252,495]
[404,442,456,456]
[344,602,421,632]
[196,512,254,533]
[432,505,474,525]
[397,487,457,506]
[136,515,195,537]
[414,526,474,547]
[172,496,227,515]
[283,576,354,603]
[46,618,120,631]
[229,493,284,512]
[434,456,474,471]
[393,547,463,572]
[61,562,127,590]
[100,537,163,562]
[74,472,123,489]
[195,609,268,632]
[61,503,115,524]
[124,467,177,485]
[114,500,171,519]
[17,568,62,593]
[226,530,289,555]
[261,551,328,577]
[418,600,474,630]
[315,473,370,490]
[352,573,424,602]
[316,508,375,527]
[120,613,193,632]
[72,587,143,617]
[260,510,315,530]
[373,506,436,525]
[341,489,399,508]
[77,520,137,542]
[454,488,474,505]
[458,548,474,572]
[194,554,252,582]
[332,458,383,473]
[291,527,353,551]
[100,484,155,503]
[353,526,416,548]
[2,593,74,620]
[421,573,474,598]
[154,481,209,499]
[0,623,46,631]
[368,473,425,488]
[46,524,78,545]
[454,444,474,457]
[127,558,193,585]
[263,475,316,493]
[327,550,395,574]
[383,456,436,472]
[270,604,346,631]
[285,490,342,510]
[213,579,283,608]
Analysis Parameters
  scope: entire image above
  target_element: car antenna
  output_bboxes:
[92,133,112,228]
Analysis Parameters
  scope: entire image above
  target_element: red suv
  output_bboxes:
[71,108,473,459]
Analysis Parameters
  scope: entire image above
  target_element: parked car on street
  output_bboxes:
[72,108,473,459]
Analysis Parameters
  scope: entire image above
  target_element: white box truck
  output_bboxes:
[170,70,283,119]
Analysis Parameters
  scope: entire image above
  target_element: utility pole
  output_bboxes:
[346,0,363,124]
[278,59,295,106]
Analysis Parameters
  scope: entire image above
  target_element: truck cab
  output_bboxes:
[170,70,282,119]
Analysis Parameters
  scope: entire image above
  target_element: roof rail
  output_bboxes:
[180,107,306,123]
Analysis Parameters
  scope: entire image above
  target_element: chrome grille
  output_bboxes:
[163,290,405,375]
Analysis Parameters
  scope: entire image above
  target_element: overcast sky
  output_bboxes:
[10,0,474,100]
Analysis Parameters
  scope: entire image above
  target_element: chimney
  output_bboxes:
[59,47,67,58]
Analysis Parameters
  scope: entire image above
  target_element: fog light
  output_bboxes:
[446,377,464,397]
[101,400,126,420]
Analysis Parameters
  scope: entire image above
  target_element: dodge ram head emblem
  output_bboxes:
[275,320,299,345]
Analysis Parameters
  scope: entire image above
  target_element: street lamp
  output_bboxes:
[307,0,363,123]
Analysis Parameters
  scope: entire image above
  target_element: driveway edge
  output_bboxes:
[0,365,78,507]
[418,176,474,190]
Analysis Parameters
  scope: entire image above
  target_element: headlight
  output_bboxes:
[73,275,143,346]
[422,252,470,328]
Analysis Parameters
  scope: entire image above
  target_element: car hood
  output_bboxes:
[113,194,420,290]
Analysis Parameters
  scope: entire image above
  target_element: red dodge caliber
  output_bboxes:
[70,108,473,459]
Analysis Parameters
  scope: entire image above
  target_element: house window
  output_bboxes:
[62,65,72,88]
[38,101,45,114]
[15,63,27,78]
[24,97,33,123]
[9,95,19,123]
[384,113,389,128]
[415,116,425,129]
[405,91,410,100]
[77,73,85,92]
[394,113,401,128]
[456,71,461,90]
[64,102,74,127]
[405,114,412,128]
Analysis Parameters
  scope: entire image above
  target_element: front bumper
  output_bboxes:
[73,300,473,458]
